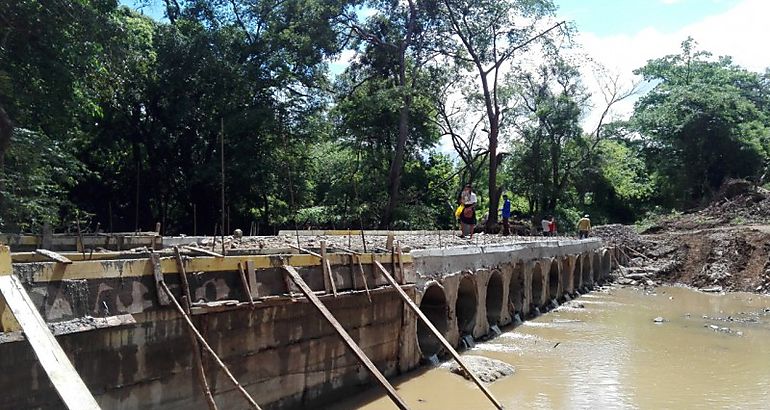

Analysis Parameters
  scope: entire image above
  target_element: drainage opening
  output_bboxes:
[592,252,601,283]
[456,275,477,336]
[560,256,571,293]
[531,263,544,307]
[573,256,582,290]
[601,250,611,278]
[509,263,524,316]
[485,272,503,326]
[581,254,591,285]
[548,259,559,300]
[417,284,449,358]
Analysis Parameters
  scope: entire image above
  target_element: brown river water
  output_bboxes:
[334,286,770,409]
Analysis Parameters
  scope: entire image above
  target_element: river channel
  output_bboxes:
[334,286,770,409]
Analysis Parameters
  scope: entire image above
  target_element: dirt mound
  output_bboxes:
[592,224,644,248]
[645,179,770,233]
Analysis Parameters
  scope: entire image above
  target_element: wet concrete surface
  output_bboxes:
[333,285,770,409]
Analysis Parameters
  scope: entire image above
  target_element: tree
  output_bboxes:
[430,0,564,231]
[633,38,770,207]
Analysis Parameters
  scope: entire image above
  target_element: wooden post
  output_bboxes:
[396,242,405,285]
[183,298,218,410]
[245,261,259,299]
[237,262,255,307]
[281,265,409,410]
[0,246,101,410]
[173,246,193,314]
[373,261,504,410]
[150,252,171,306]
[319,241,337,297]
[160,280,262,409]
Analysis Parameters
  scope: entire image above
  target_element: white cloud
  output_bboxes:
[574,0,770,129]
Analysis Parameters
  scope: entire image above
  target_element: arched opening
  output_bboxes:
[417,284,449,358]
[486,272,504,326]
[548,258,560,301]
[509,262,524,316]
[573,255,583,290]
[456,275,478,336]
[581,254,591,286]
[601,250,612,278]
[531,262,544,308]
[592,252,601,284]
[560,256,571,294]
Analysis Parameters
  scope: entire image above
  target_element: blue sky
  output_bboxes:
[556,0,742,37]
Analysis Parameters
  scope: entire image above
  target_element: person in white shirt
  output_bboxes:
[459,184,477,238]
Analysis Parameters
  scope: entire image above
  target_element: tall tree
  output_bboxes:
[430,0,563,231]
[633,38,770,207]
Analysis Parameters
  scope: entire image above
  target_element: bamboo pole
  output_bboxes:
[373,261,504,410]
[280,265,409,410]
[160,281,262,409]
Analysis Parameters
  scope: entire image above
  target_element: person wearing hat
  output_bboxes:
[577,214,591,239]
[459,184,477,238]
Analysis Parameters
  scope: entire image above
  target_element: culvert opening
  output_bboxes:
[548,259,559,301]
[581,254,591,285]
[532,263,544,307]
[602,250,611,278]
[593,253,601,283]
[417,284,449,358]
[456,276,477,336]
[560,256,571,294]
[486,272,504,326]
[573,256,582,290]
[509,263,524,316]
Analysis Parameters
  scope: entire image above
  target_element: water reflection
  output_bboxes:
[333,286,770,409]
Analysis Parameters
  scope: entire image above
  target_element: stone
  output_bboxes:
[449,356,515,383]
[653,317,665,323]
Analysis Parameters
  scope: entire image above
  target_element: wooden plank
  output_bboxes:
[280,265,409,410]
[355,254,371,303]
[396,242,405,285]
[373,261,504,410]
[150,253,171,306]
[237,262,255,307]
[182,297,218,410]
[173,246,193,314]
[320,241,337,297]
[245,261,259,298]
[183,246,225,258]
[0,274,100,410]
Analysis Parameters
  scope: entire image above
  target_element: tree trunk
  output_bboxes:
[381,102,410,229]
[0,104,11,221]
[0,104,11,179]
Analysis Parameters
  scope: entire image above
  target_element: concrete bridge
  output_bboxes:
[0,235,620,409]
[410,238,613,358]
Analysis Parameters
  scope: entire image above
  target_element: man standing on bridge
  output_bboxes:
[459,184,477,239]
[577,214,591,239]
[500,194,511,236]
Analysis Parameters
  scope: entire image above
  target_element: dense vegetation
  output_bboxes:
[1,0,769,235]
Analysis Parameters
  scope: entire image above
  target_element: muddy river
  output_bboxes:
[334,286,770,409]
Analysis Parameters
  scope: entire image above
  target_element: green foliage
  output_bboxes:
[633,38,770,208]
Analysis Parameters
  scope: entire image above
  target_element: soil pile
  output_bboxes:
[645,179,770,233]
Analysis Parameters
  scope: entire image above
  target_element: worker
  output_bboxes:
[549,216,557,236]
[459,184,477,239]
[577,214,591,239]
[541,216,551,236]
[501,194,511,236]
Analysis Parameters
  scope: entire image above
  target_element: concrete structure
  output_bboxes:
[0,236,614,409]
